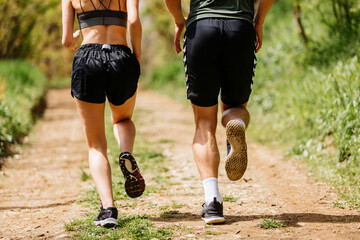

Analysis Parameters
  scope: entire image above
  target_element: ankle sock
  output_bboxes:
[233,118,246,129]
[202,177,222,205]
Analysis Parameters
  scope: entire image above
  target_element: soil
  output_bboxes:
[0,88,359,239]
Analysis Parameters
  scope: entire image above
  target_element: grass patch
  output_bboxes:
[80,168,91,182]
[204,230,222,235]
[223,195,238,203]
[171,201,183,209]
[65,214,171,240]
[160,211,183,219]
[259,218,286,230]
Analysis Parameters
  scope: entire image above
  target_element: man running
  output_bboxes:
[165,0,274,224]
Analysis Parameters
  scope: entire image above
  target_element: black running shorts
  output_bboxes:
[71,44,140,105]
[183,18,256,107]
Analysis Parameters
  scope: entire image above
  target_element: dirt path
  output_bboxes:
[1,88,359,239]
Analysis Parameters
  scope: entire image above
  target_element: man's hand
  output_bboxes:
[174,18,186,54]
[254,23,263,53]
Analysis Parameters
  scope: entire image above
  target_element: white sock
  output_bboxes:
[234,118,246,129]
[202,177,222,205]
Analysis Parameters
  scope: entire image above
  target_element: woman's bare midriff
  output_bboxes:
[80,25,128,46]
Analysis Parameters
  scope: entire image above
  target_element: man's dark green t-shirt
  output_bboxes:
[187,0,254,27]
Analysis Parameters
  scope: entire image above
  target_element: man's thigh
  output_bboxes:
[220,19,256,107]
[184,19,223,107]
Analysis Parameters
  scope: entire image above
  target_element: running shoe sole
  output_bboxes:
[119,156,145,198]
[202,216,226,224]
[94,218,118,228]
[225,120,247,181]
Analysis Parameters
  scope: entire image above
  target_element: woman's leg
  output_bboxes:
[109,93,137,153]
[109,93,145,198]
[74,99,114,208]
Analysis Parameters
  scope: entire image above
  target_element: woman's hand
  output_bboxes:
[71,30,81,50]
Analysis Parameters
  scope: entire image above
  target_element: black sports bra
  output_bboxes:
[77,0,127,29]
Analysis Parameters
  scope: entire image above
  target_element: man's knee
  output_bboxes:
[222,102,248,112]
[195,117,217,134]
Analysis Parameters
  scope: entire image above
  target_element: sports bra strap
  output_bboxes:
[96,0,107,10]
[76,0,127,29]
[79,0,85,13]
[79,0,120,12]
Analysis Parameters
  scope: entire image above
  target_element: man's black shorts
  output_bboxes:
[183,18,256,107]
[71,44,140,106]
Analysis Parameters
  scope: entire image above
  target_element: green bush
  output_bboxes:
[143,57,186,101]
[0,0,77,77]
[248,1,360,207]
[0,60,46,156]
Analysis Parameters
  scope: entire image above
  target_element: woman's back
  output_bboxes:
[71,0,128,45]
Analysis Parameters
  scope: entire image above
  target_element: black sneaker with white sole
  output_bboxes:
[94,206,118,228]
[119,152,145,198]
[200,197,225,224]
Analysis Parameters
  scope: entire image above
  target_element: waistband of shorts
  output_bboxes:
[78,43,132,53]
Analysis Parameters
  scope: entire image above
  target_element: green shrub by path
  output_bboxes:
[248,2,360,208]
[0,0,76,78]
[143,56,186,101]
[0,60,46,157]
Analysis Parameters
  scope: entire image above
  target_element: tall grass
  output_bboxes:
[0,60,46,157]
[248,1,360,207]
[142,56,186,101]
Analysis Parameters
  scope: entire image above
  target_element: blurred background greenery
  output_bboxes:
[0,0,359,206]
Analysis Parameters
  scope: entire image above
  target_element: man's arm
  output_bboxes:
[253,0,274,53]
[164,0,187,53]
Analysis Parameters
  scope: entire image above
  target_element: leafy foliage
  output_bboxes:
[0,60,46,157]
[249,1,360,207]
[0,0,76,77]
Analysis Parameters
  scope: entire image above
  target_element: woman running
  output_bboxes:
[62,0,144,228]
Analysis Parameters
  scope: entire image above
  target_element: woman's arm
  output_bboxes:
[62,0,80,49]
[126,0,142,64]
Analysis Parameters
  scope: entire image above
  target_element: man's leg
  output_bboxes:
[221,102,249,181]
[192,104,225,224]
[192,104,220,180]
[221,102,249,128]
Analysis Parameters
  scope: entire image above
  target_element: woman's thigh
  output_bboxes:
[75,98,107,149]
[109,92,137,124]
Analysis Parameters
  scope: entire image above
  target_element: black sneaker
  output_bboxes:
[225,119,248,181]
[119,152,145,198]
[94,206,118,228]
[200,197,225,224]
